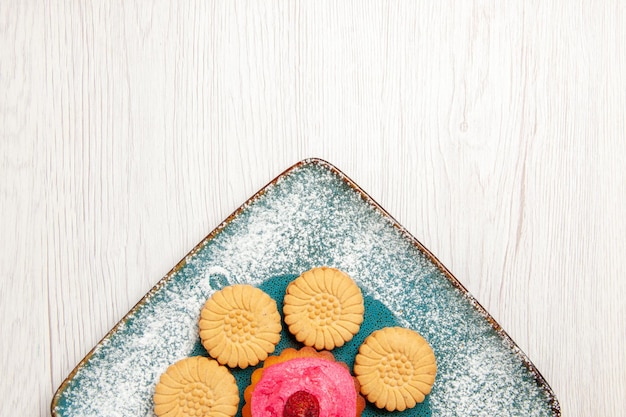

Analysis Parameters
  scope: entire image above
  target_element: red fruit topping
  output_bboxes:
[283,390,320,417]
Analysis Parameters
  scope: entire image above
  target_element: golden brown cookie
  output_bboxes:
[283,267,364,350]
[199,284,282,368]
[354,327,437,411]
[153,356,239,417]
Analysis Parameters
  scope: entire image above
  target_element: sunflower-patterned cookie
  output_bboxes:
[153,356,239,417]
[354,327,437,411]
[283,267,364,350]
[199,284,282,368]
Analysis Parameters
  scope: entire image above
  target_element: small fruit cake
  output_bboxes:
[242,347,366,417]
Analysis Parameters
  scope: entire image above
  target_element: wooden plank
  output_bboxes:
[0,2,51,415]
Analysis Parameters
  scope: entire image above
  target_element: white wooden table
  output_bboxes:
[2,1,624,416]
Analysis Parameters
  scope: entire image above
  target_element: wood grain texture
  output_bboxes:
[1,1,624,416]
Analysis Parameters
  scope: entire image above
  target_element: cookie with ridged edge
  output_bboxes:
[199,284,282,368]
[354,326,437,411]
[153,356,239,417]
[283,267,364,350]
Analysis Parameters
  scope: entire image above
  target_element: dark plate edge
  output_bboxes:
[311,158,561,416]
[51,157,560,416]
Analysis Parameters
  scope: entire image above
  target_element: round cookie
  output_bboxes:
[153,356,239,417]
[199,284,282,368]
[283,267,364,350]
[354,327,437,411]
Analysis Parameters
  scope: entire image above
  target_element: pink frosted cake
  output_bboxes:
[243,347,365,417]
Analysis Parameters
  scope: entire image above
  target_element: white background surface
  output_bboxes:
[1,1,625,416]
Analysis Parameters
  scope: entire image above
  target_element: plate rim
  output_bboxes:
[51,157,561,416]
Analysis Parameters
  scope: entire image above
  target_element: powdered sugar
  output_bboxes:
[53,160,558,417]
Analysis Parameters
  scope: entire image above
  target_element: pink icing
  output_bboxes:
[250,357,357,417]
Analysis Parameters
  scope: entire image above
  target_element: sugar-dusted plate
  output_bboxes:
[52,158,560,417]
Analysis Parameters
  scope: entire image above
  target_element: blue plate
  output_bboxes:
[52,158,560,417]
